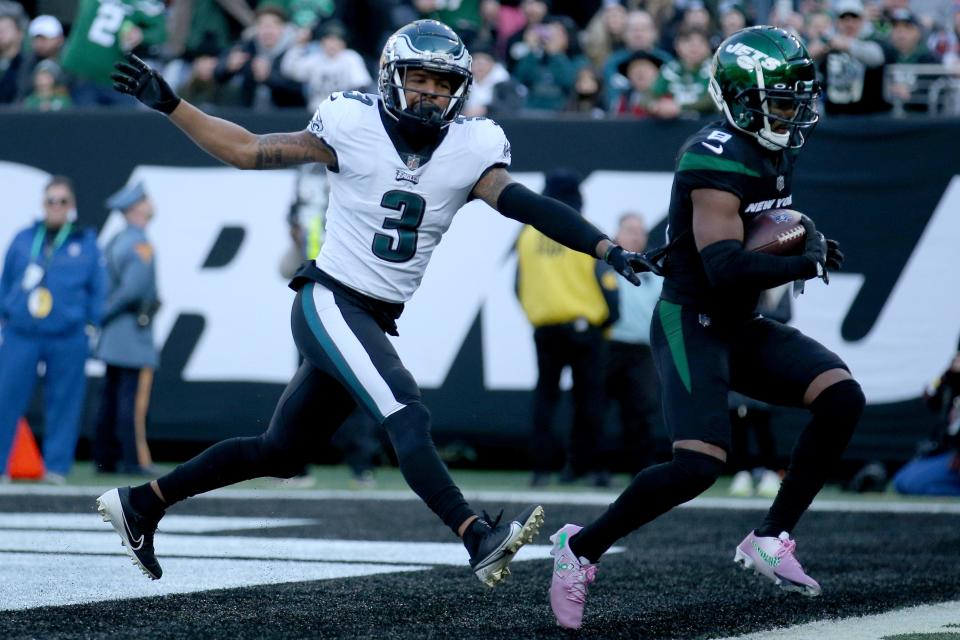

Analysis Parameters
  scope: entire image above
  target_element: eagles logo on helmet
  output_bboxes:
[379,20,473,130]
[708,26,821,151]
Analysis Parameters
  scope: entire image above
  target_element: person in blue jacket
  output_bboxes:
[93,181,160,475]
[0,176,106,482]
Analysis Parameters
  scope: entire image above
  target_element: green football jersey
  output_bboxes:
[61,0,166,86]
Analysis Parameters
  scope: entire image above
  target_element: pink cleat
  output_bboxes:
[734,531,821,597]
[549,524,598,629]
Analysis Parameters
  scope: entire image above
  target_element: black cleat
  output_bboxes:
[96,487,163,580]
[469,504,545,587]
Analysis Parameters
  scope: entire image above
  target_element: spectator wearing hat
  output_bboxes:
[604,10,673,107]
[280,20,371,111]
[93,182,160,476]
[650,27,715,117]
[18,14,65,98]
[887,9,938,62]
[22,59,72,111]
[214,6,306,109]
[807,0,894,114]
[885,9,939,111]
[0,176,106,483]
[515,169,620,487]
[612,49,664,117]
[0,11,24,105]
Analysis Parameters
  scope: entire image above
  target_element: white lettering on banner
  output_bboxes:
[790,176,960,403]
[1,163,958,404]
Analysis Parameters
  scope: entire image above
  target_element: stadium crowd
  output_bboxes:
[0,0,958,115]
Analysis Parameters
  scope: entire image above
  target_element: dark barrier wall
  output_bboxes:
[2,111,958,465]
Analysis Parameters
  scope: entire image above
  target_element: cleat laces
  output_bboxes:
[481,510,504,529]
[566,564,597,604]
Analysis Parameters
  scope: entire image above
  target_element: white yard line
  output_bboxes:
[2,484,959,513]
[712,600,960,640]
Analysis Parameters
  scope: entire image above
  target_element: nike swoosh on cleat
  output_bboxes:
[123,515,144,550]
[701,142,724,154]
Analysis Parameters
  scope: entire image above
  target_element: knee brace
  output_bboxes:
[383,401,433,460]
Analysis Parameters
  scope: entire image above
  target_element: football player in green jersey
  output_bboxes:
[61,0,165,106]
[548,27,859,630]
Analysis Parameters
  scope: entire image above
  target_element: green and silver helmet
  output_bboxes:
[708,26,820,150]
[379,20,472,128]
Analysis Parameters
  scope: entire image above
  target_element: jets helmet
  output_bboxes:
[379,20,473,128]
[708,26,820,150]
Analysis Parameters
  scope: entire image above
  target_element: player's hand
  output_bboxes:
[603,244,642,286]
[825,238,844,272]
[627,251,665,277]
[111,53,181,115]
[799,215,828,283]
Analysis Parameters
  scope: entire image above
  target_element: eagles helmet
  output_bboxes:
[708,26,820,150]
[379,20,472,128]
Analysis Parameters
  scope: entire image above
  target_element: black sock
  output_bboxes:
[570,449,724,563]
[758,379,864,537]
[129,482,166,521]
[462,518,490,557]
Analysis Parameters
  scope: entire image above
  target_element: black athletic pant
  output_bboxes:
[530,323,606,476]
[605,341,662,475]
[93,364,144,473]
[155,280,475,535]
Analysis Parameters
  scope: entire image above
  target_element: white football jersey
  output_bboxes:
[306,92,512,303]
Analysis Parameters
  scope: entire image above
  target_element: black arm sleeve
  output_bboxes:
[700,239,817,290]
[496,182,607,257]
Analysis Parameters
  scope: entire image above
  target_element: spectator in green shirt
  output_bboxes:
[513,17,580,112]
[651,27,714,118]
[22,59,73,111]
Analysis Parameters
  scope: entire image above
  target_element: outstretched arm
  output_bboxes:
[471,167,611,258]
[472,167,641,285]
[113,54,334,170]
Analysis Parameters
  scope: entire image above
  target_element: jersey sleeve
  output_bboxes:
[674,137,756,201]
[468,118,512,174]
[307,92,350,151]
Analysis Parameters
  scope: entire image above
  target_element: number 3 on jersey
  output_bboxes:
[372,190,425,262]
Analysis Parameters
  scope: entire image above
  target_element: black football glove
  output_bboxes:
[799,215,828,283]
[825,238,844,272]
[603,244,642,286]
[111,53,181,115]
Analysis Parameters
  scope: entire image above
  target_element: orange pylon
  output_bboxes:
[7,418,44,479]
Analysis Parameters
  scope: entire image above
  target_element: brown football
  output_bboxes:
[743,209,805,255]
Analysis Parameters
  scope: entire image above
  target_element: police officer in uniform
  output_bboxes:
[93,182,159,475]
[548,27,862,630]
[0,176,106,482]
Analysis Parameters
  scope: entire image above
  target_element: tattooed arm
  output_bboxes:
[168,101,335,170]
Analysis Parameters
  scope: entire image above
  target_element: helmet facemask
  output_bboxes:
[382,62,471,128]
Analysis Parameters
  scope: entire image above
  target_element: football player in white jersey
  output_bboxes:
[96,20,656,587]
